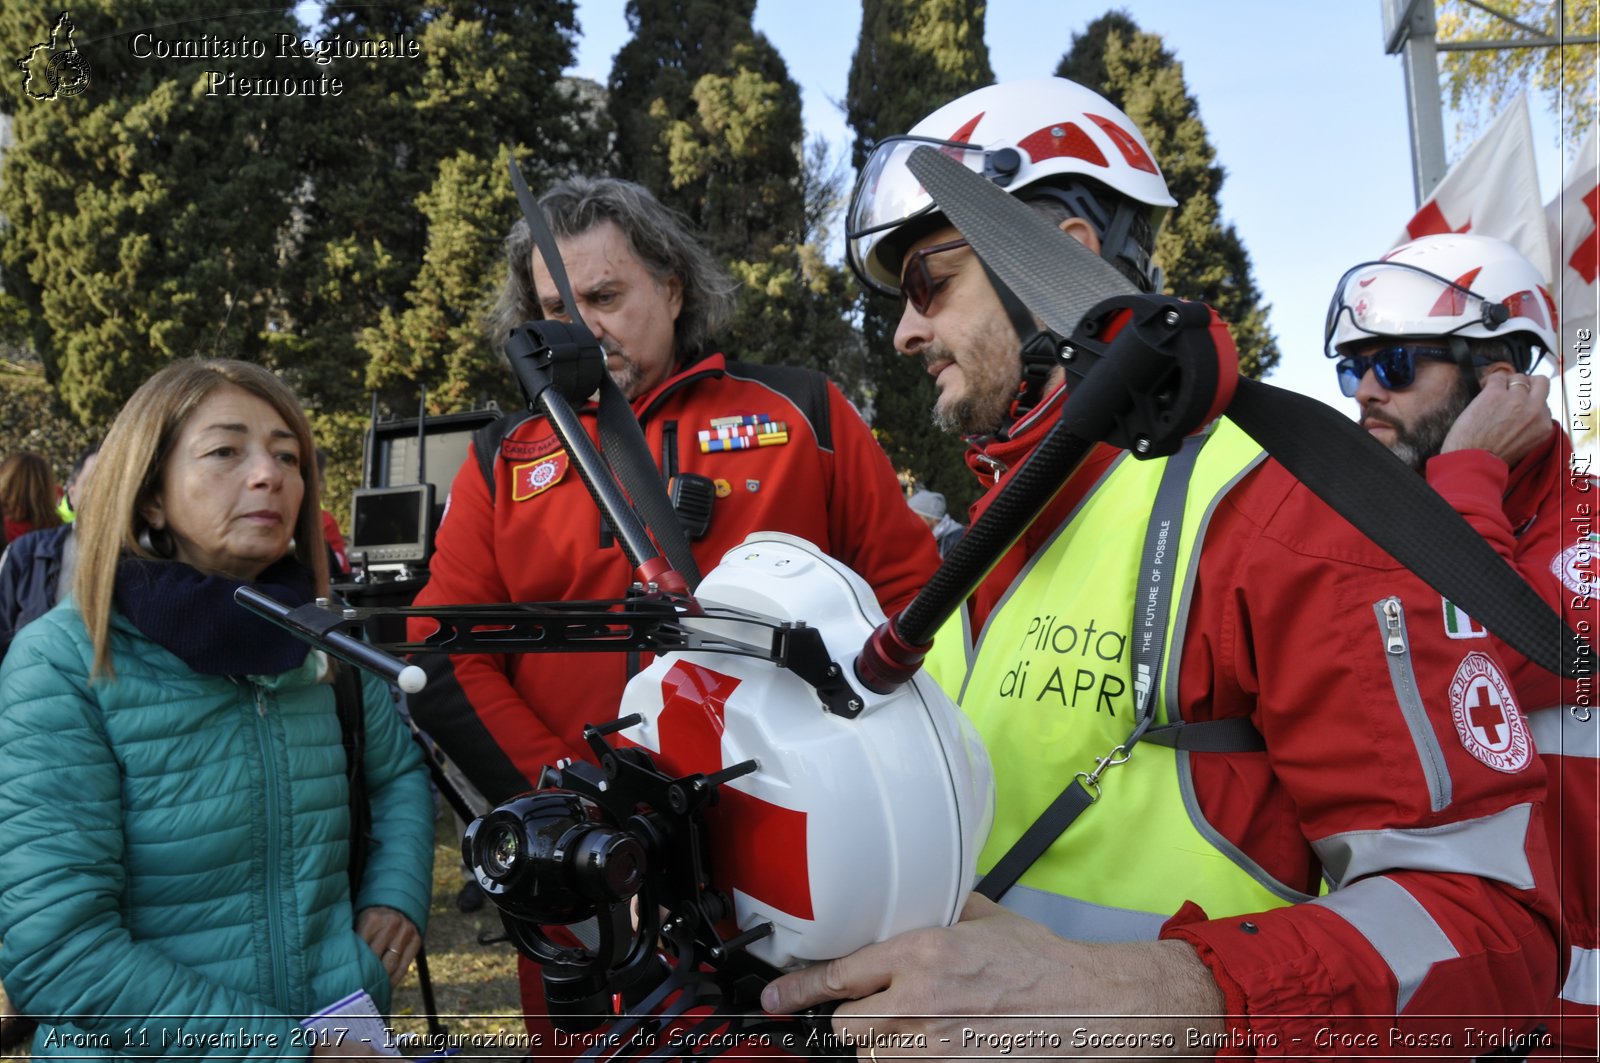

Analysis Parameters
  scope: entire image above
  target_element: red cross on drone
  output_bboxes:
[632,661,814,920]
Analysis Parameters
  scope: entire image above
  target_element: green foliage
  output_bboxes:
[847,0,994,513]
[0,360,89,485]
[1,1,599,482]
[1,3,310,428]
[360,148,520,413]
[607,0,865,410]
[612,0,803,261]
[1438,0,1597,146]
[1059,12,1280,381]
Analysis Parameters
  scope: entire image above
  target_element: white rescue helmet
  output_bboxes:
[618,533,994,969]
[1324,233,1559,369]
[848,76,1177,298]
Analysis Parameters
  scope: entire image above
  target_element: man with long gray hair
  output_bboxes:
[407,175,939,1033]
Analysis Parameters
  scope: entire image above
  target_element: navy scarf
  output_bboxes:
[114,556,315,676]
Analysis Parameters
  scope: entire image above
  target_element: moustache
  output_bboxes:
[1360,406,1402,431]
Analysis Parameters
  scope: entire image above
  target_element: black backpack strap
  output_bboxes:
[472,411,535,504]
[1140,717,1265,752]
[1227,378,1593,680]
[333,662,372,897]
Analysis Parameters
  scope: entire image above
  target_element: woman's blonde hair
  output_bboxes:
[0,452,64,533]
[74,359,328,678]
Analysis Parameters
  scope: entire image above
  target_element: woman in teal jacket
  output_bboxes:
[0,359,434,1058]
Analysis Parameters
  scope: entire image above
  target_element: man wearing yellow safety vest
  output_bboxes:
[762,77,1561,1054]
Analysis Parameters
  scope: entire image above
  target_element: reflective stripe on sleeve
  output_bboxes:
[998,883,1169,942]
[1311,876,1457,1013]
[1312,803,1537,892]
[1563,946,1600,1006]
[1528,706,1600,759]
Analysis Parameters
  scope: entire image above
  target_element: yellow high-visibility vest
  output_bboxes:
[925,419,1313,940]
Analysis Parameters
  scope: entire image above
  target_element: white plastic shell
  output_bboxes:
[617,532,994,969]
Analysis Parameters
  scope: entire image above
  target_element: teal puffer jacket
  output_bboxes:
[0,600,435,1058]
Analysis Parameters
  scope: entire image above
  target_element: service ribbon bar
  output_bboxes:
[699,431,790,453]
[696,421,788,442]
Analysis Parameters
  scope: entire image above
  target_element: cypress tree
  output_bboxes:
[607,0,861,392]
[846,0,992,513]
[0,0,599,446]
[1,3,310,427]
[284,0,601,419]
[1058,12,1280,379]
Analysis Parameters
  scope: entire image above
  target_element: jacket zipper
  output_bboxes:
[1374,597,1451,813]
[249,681,293,1011]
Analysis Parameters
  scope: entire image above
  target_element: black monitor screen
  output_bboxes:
[349,484,433,564]
[353,491,421,546]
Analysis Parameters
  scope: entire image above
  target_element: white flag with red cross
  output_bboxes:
[1394,93,1554,287]
[1546,127,1599,347]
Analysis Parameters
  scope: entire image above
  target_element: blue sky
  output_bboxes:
[569,0,1577,413]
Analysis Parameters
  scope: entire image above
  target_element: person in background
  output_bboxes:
[0,452,62,545]
[0,444,98,661]
[1327,232,1597,1056]
[316,448,351,577]
[0,358,434,1059]
[907,487,965,557]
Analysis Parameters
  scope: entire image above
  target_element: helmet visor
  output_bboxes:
[847,135,989,297]
[1323,259,1508,358]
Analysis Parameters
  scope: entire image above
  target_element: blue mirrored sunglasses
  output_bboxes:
[1334,343,1465,398]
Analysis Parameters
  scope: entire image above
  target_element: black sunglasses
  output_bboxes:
[1334,342,1486,397]
[900,238,971,314]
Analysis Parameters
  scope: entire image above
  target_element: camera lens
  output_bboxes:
[480,821,522,881]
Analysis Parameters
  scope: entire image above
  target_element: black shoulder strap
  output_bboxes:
[1227,377,1592,681]
[721,361,835,451]
[333,663,372,896]
[473,411,535,503]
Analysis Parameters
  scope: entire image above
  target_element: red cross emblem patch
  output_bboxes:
[512,453,568,501]
[1448,652,1531,773]
[1551,538,1597,600]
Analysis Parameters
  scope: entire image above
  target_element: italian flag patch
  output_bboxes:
[1442,598,1486,640]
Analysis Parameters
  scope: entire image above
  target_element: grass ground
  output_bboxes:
[384,815,527,1058]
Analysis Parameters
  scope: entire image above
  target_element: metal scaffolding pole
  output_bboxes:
[1383,0,1450,205]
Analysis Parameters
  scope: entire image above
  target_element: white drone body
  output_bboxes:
[617,532,994,969]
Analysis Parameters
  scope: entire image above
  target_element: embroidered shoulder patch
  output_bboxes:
[512,453,569,501]
[1441,598,1486,639]
[1448,652,1532,773]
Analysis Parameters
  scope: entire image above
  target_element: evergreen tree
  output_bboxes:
[846,0,992,512]
[3,0,603,504]
[360,148,520,412]
[610,0,801,262]
[1059,12,1280,379]
[1,3,310,427]
[607,0,861,397]
[282,0,604,420]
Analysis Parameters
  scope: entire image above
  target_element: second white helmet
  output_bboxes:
[1325,233,1559,369]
